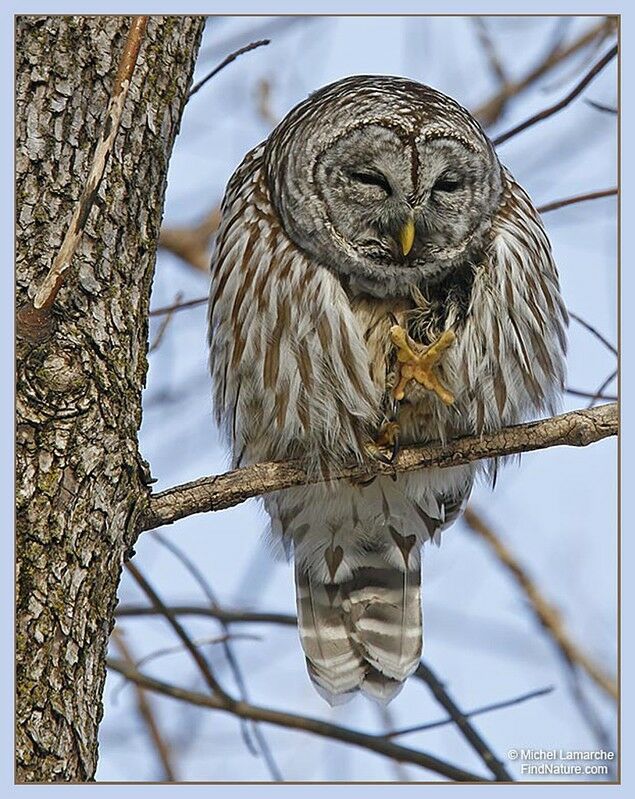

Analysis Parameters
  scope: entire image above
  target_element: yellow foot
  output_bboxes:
[390,325,456,405]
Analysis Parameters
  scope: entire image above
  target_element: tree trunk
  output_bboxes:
[16,15,205,782]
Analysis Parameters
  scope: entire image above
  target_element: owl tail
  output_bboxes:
[294,550,422,705]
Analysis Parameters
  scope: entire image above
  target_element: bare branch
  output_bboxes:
[472,18,509,90]
[537,187,617,214]
[125,562,231,701]
[255,78,278,127]
[493,44,618,146]
[133,634,259,671]
[158,206,220,272]
[149,295,208,317]
[106,659,489,781]
[474,18,614,126]
[199,16,309,62]
[150,530,283,780]
[415,662,512,781]
[111,628,178,781]
[386,686,554,738]
[566,387,617,402]
[462,508,617,700]
[569,311,617,357]
[188,40,270,100]
[115,604,297,626]
[585,98,617,114]
[587,369,618,409]
[149,292,183,353]
[114,603,554,738]
[141,403,617,532]
[18,15,149,341]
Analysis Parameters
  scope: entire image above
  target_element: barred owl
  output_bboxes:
[208,76,567,704]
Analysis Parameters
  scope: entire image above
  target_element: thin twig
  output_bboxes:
[569,312,618,357]
[585,98,617,114]
[587,369,618,409]
[125,562,232,702]
[111,628,178,781]
[141,403,617,532]
[199,16,308,62]
[151,531,283,780]
[114,603,555,740]
[149,292,183,353]
[537,187,617,214]
[255,78,278,127]
[474,18,614,126]
[149,296,208,317]
[566,387,617,402]
[188,40,270,100]
[462,507,617,701]
[565,663,614,756]
[374,704,410,780]
[386,686,554,738]
[106,659,489,781]
[115,605,297,626]
[29,16,149,315]
[472,18,509,90]
[134,634,259,671]
[493,45,618,146]
[414,662,512,781]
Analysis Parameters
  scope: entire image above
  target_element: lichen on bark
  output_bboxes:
[15,15,205,782]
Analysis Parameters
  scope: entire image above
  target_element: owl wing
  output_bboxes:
[445,168,569,439]
[208,145,382,473]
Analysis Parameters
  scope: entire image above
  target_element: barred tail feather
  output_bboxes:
[347,556,423,684]
[295,562,366,703]
[294,548,422,705]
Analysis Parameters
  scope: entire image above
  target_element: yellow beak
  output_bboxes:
[399,216,416,256]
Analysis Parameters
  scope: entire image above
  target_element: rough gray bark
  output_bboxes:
[16,15,205,782]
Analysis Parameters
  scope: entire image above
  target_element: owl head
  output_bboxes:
[264,75,504,298]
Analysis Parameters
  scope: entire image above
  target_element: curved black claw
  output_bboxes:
[389,430,401,464]
[364,442,393,466]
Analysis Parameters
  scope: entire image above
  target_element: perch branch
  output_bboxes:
[462,508,618,701]
[106,659,488,781]
[23,15,148,328]
[493,44,618,146]
[141,403,617,532]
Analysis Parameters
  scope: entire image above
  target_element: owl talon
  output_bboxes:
[390,433,401,465]
[364,441,393,466]
[375,421,401,464]
[390,325,456,405]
